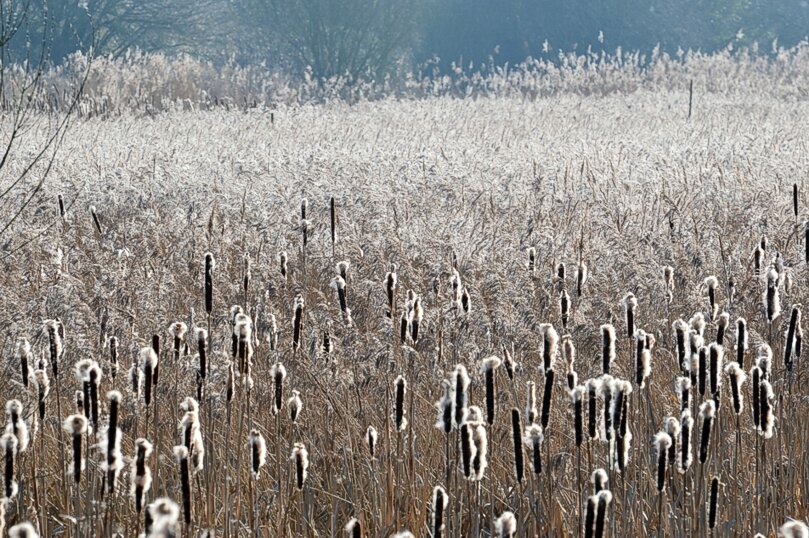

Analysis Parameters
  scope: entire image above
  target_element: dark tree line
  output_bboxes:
[11,0,809,79]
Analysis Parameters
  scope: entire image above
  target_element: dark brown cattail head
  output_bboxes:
[290,443,309,489]
[736,317,748,368]
[58,193,66,219]
[15,338,30,389]
[678,409,694,473]
[394,376,408,432]
[725,362,746,415]
[759,379,775,438]
[385,267,397,317]
[139,348,158,407]
[779,521,809,538]
[64,414,88,483]
[1,433,18,500]
[453,365,470,427]
[594,491,613,538]
[409,297,423,343]
[577,261,588,297]
[173,446,192,524]
[8,522,39,538]
[329,197,337,247]
[591,468,608,494]
[785,305,802,372]
[708,342,724,397]
[435,380,453,433]
[432,486,448,538]
[765,267,781,323]
[292,295,304,351]
[131,438,153,513]
[621,293,638,338]
[288,390,303,423]
[527,247,536,273]
[204,252,215,314]
[90,205,103,235]
[600,324,615,374]
[704,276,719,320]
[44,319,62,378]
[151,334,160,384]
[676,376,691,412]
[716,312,729,345]
[540,368,555,429]
[365,426,377,459]
[794,183,799,218]
[654,432,672,492]
[345,518,362,538]
[523,424,543,474]
[584,494,597,538]
[248,429,267,479]
[279,251,288,279]
[698,400,715,464]
[709,476,720,529]
[5,400,28,454]
[570,386,585,446]
[480,357,501,425]
[511,408,524,483]
[195,328,208,380]
[270,362,287,415]
[502,345,515,380]
[586,378,601,439]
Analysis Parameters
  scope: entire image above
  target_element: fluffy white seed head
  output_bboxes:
[495,511,517,538]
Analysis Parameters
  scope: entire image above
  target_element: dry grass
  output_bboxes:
[0,53,808,536]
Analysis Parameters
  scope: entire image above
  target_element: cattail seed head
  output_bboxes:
[432,486,449,538]
[584,495,597,538]
[365,426,377,459]
[540,324,559,372]
[780,521,809,538]
[8,522,38,538]
[394,375,408,432]
[679,408,694,473]
[270,362,287,415]
[5,400,28,454]
[1,433,18,500]
[480,357,501,425]
[594,491,613,538]
[676,376,691,412]
[757,344,773,380]
[435,379,453,433]
[759,379,775,438]
[570,385,585,446]
[290,443,309,489]
[527,247,536,272]
[64,414,88,483]
[525,381,538,424]
[709,476,720,529]
[621,293,638,337]
[32,369,49,420]
[502,346,515,380]
[15,338,31,388]
[664,416,680,465]
[698,400,715,464]
[765,266,782,322]
[704,276,719,320]
[345,518,362,538]
[139,347,158,407]
[495,511,517,538]
[511,408,524,483]
[785,305,802,371]
[600,324,616,374]
[724,362,746,415]
[708,343,724,396]
[147,498,180,536]
[540,368,555,429]
[249,429,267,479]
[523,423,544,474]
[560,290,570,328]
[577,261,588,296]
[591,468,608,493]
[292,294,305,351]
[409,297,423,342]
[654,431,672,492]
[453,364,470,427]
[586,378,601,439]
[716,311,730,345]
[735,317,748,368]
[131,438,153,513]
[288,390,303,423]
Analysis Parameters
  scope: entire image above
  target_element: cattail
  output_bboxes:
[541,368,555,429]
[805,222,809,264]
[461,287,471,314]
[103,391,123,492]
[577,261,588,297]
[654,432,672,492]
[525,381,537,424]
[754,245,763,276]
[716,312,729,345]
[204,252,214,313]
[590,468,608,494]
[797,320,804,360]
[563,336,576,385]
[663,265,675,302]
[226,361,235,403]
[470,422,488,480]
[345,518,362,538]
[453,365,470,427]
[90,205,103,234]
[279,251,288,279]
[409,297,423,342]
[704,276,719,320]
[634,330,651,388]
[480,357,501,425]
[511,408,524,483]
[594,490,613,538]
[321,327,332,357]
[708,476,719,529]
[170,322,187,361]
[765,266,781,323]
[8,522,38,538]
[109,335,118,379]
[540,324,559,372]
[291,443,308,489]
[679,409,694,473]
[44,319,62,378]
[735,317,748,368]
[435,380,453,433]
[301,218,308,248]
[780,521,809,538]
[698,346,708,396]
[394,375,408,431]
[664,417,680,465]
[725,362,746,415]
[502,346,515,380]
[235,314,253,375]
[385,267,397,317]
[673,320,688,372]
[180,399,204,473]
[689,332,703,388]
[130,439,153,513]
[4,400,28,454]
[571,385,585,446]
[599,374,614,441]
[1,433,17,500]
[75,390,84,415]
[794,183,800,217]
[173,446,191,524]
[64,414,88,483]
[698,400,715,464]
[75,358,94,420]
[366,426,377,459]
[57,192,66,219]
[88,363,101,429]
[495,511,517,538]
[757,344,773,380]
[587,378,600,439]
[270,362,287,415]
[432,486,448,538]
[399,311,408,343]
[16,339,30,388]
[750,365,762,429]
[785,305,801,371]
[621,293,637,337]
[140,347,158,407]
[759,379,775,438]
[331,276,348,314]
[560,290,570,329]
[709,343,724,398]
[524,424,543,474]
[527,247,536,272]
[557,261,566,281]
[249,429,267,478]
[30,369,49,421]
[584,495,597,538]
[288,390,303,423]
[690,312,706,339]
[610,379,631,438]
[601,324,615,374]
[676,376,691,412]
[292,294,304,351]
[194,328,208,380]
[147,498,180,536]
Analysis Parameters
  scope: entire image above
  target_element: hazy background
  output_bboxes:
[9,0,809,80]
